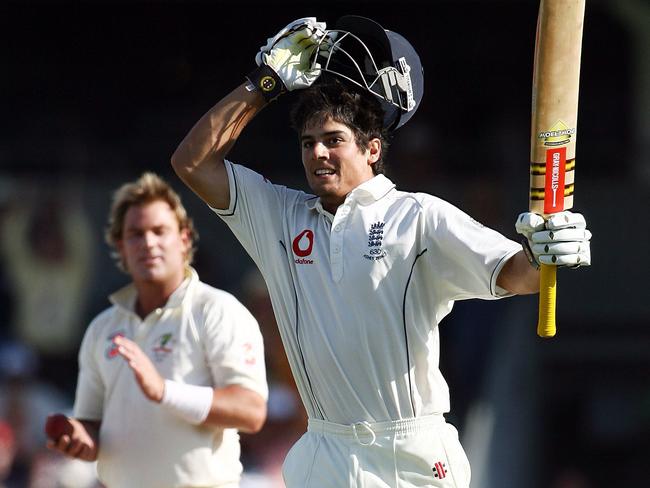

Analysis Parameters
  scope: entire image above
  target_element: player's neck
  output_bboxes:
[133,274,184,319]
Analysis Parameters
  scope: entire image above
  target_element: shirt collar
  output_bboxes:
[305,174,396,215]
[349,174,395,206]
[109,266,198,312]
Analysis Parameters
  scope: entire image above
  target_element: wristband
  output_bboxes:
[161,380,213,425]
[520,237,540,270]
[245,64,286,102]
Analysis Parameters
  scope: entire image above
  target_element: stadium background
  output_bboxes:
[0,0,648,486]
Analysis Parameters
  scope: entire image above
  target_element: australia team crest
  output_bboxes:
[152,333,175,362]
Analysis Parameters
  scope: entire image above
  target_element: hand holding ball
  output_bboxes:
[44,414,73,441]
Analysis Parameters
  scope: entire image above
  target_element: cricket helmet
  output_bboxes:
[314,15,424,131]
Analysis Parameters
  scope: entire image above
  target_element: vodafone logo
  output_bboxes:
[292,230,314,257]
[292,229,314,264]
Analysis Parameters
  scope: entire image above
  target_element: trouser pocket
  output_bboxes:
[393,422,471,487]
[283,432,351,488]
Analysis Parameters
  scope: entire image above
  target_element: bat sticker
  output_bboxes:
[538,120,576,146]
[544,147,567,213]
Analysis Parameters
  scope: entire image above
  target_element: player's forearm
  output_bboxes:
[171,83,266,208]
[172,83,265,175]
[496,250,540,295]
[203,384,267,434]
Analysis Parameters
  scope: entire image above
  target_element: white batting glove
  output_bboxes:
[258,24,326,91]
[515,211,592,268]
[255,17,327,66]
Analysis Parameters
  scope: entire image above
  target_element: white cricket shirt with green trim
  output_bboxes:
[73,267,267,488]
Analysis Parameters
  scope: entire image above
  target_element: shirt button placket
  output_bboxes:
[331,204,350,282]
[137,308,163,342]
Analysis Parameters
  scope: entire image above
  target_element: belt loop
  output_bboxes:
[352,421,376,446]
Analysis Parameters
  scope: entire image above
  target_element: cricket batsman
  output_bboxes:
[171,16,592,487]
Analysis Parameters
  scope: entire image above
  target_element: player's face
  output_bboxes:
[117,200,189,287]
[301,118,380,213]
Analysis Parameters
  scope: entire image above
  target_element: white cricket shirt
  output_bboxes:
[73,267,267,488]
[213,161,520,425]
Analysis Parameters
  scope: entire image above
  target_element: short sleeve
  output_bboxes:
[209,161,287,274]
[425,198,521,301]
[73,321,105,420]
[202,294,268,400]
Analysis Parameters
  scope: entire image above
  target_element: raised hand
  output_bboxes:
[516,210,591,267]
[113,335,165,403]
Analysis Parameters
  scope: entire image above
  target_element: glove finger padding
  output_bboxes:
[515,212,545,240]
[263,28,320,59]
[260,27,324,91]
[538,251,591,267]
[531,228,592,244]
[545,211,586,230]
[533,228,591,267]
[515,210,592,268]
[256,17,327,66]
[532,241,589,256]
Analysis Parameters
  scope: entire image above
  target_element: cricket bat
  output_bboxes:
[529,0,586,338]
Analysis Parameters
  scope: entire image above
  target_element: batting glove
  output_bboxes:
[247,18,327,102]
[255,17,326,66]
[515,211,592,268]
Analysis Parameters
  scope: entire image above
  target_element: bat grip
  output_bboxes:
[537,263,557,338]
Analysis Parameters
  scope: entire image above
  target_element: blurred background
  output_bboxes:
[0,0,648,487]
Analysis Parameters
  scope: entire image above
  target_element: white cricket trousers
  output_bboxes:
[282,414,471,488]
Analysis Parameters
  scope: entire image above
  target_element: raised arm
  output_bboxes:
[171,85,266,210]
[171,17,327,209]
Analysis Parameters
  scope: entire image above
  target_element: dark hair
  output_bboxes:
[290,77,390,174]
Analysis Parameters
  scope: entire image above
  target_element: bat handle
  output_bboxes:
[537,263,557,337]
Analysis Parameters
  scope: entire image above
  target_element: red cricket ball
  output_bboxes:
[44,414,73,440]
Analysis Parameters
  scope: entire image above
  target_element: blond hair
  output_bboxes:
[105,172,198,271]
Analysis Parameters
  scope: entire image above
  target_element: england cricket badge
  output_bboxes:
[363,221,387,261]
